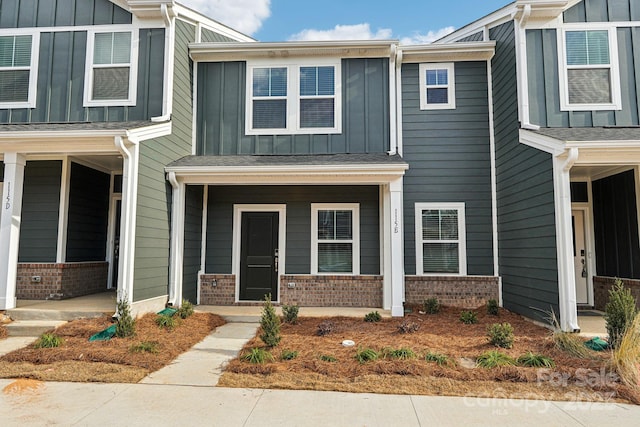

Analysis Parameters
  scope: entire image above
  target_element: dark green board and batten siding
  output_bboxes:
[132,19,197,302]
[0,0,131,28]
[0,28,165,124]
[18,161,62,263]
[196,58,390,155]
[183,185,203,303]
[491,21,560,322]
[401,61,494,276]
[205,186,380,276]
[528,0,640,127]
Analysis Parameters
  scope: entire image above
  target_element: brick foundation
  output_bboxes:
[16,262,109,300]
[593,276,640,311]
[404,276,500,308]
[199,274,383,307]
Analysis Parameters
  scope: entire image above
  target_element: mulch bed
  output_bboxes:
[220,306,638,404]
[0,312,225,383]
[0,325,7,340]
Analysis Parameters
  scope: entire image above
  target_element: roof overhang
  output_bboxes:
[189,40,397,62]
[0,121,171,154]
[400,41,496,63]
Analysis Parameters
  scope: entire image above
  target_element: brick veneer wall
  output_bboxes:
[16,262,108,300]
[280,275,383,307]
[405,276,500,308]
[593,276,640,311]
[199,274,383,307]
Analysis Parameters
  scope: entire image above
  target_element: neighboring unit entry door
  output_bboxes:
[239,212,279,301]
[572,210,589,305]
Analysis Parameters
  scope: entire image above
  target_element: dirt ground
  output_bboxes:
[0,312,225,383]
[220,306,638,404]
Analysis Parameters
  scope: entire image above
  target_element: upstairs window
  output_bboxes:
[84,30,137,106]
[311,203,359,275]
[419,63,455,110]
[0,33,38,107]
[246,59,341,135]
[415,203,466,275]
[559,28,621,111]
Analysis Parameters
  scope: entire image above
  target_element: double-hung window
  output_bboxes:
[246,59,341,135]
[559,28,621,110]
[415,203,466,275]
[0,33,39,107]
[311,203,359,275]
[84,30,137,106]
[419,63,455,110]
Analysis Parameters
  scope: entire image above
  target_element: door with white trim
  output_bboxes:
[572,209,589,305]
[239,211,279,301]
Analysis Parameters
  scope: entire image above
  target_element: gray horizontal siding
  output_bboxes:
[18,160,61,262]
[196,58,390,155]
[65,162,110,262]
[491,21,559,323]
[527,26,640,127]
[401,61,493,276]
[205,185,380,276]
[0,0,131,28]
[133,20,195,302]
[200,27,236,43]
[0,28,165,124]
[564,0,640,22]
[183,184,203,303]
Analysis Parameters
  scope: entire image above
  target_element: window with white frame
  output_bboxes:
[84,30,137,106]
[419,63,455,110]
[311,203,359,275]
[559,28,621,110]
[0,33,39,107]
[246,59,341,135]
[415,203,466,275]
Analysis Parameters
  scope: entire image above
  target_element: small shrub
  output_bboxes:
[260,294,281,347]
[33,332,62,349]
[460,311,478,325]
[487,322,514,349]
[282,304,299,324]
[553,331,594,359]
[423,298,440,314]
[176,299,194,319]
[156,314,177,330]
[476,350,516,368]
[241,347,274,364]
[424,352,452,367]
[384,347,416,360]
[364,311,382,322]
[397,319,420,334]
[280,349,298,361]
[320,354,337,362]
[517,352,555,368]
[354,347,379,364]
[115,295,135,338]
[130,341,159,354]
[487,299,499,316]
[317,320,334,336]
[605,279,638,349]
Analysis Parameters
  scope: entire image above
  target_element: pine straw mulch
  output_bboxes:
[0,325,7,340]
[220,306,639,404]
[0,312,225,383]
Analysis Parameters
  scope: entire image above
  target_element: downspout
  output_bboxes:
[514,4,539,131]
[114,135,140,307]
[395,48,404,156]
[153,3,177,123]
[388,44,398,156]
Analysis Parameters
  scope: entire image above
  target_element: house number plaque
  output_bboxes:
[394,209,399,234]
[4,182,10,210]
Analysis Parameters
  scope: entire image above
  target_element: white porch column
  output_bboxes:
[168,172,185,307]
[553,148,580,332]
[0,153,26,309]
[384,177,405,317]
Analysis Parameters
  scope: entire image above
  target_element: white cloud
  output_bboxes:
[180,0,271,35]
[288,23,393,41]
[400,26,456,45]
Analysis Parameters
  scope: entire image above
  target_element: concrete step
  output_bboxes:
[5,320,67,337]
[6,308,110,321]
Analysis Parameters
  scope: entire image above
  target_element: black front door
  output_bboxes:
[239,212,279,301]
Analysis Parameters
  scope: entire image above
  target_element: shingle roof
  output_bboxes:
[535,127,640,142]
[167,153,408,168]
[0,121,157,132]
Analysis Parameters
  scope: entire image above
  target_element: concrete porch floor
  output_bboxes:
[577,311,607,337]
[15,291,117,312]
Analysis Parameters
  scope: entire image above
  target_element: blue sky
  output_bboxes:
[181,0,511,43]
